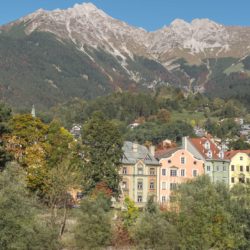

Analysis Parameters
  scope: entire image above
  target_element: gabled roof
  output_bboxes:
[225,150,250,160]
[122,141,159,165]
[155,147,180,160]
[188,137,221,160]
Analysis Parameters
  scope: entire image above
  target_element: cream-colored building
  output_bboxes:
[120,142,160,207]
[226,150,250,188]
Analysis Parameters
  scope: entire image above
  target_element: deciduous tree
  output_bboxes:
[81,112,123,195]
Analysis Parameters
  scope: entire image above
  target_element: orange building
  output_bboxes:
[156,148,204,203]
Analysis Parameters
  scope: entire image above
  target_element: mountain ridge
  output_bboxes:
[1,2,250,110]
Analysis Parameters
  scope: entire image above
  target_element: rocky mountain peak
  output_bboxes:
[3,2,250,63]
[170,19,190,28]
[65,2,108,18]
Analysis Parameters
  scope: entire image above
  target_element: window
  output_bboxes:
[205,141,210,149]
[150,181,155,190]
[170,183,177,190]
[181,169,185,177]
[247,178,250,184]
[207,165,211,171]
[181,157,185,164]
[240,156,243,161]
[193,170,198,177]
[219,151,224,159]
[162,169,166,176]
[162,196,166,203]
[216,166,219,171]
[138,167,143,175]
[162,182,166,190]
[170,169,177,176]
[223,166,227,171]
[168,160,171,163]
[247,166,250,172]
[207,150,212,158]
[231,177,235,183]
[137,195,142,203]
[150,168,155,175]
[239,177,245,183]
[240,166,243,172]
[122,181,128,189]
[137,181,143,190]
[122,167,127,174]
[194,161,197,165]
[231,165,235,171]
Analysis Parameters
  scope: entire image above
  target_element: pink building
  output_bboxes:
[156,148,204,203]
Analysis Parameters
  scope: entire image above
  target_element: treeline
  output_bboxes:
[49,88,248,126]
[47,87,248,145]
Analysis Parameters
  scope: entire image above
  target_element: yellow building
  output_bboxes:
[226,150,250,188]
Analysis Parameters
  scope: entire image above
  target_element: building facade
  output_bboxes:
[226,150,250,188]
[183,136,230,186]
[120,141,160,207]
[157,148,204,203]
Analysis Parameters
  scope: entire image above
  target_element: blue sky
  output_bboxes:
[1,0,250,31]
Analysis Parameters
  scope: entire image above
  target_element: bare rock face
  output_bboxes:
[1,2,250,109]
[5,2,250,65]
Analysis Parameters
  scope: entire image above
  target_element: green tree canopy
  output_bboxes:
[172,176,245,249]
[82,112,123,195]
[74,195,112,250]
[0,164,60,250]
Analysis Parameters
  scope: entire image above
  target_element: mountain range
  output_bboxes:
[1,2,250,110]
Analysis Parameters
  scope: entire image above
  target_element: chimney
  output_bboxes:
[149,145,155,156]
[182,136,188,150]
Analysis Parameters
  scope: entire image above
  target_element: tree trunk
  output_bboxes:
[60,198,68,236]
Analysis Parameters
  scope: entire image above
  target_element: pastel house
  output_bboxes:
[225,150,250,188]
[156,148,204,203]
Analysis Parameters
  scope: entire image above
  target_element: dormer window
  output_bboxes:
[207,150,212,159]
[219,151,224,159]
[204,141,210,150]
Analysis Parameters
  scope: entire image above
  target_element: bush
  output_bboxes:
[74,195,112,249]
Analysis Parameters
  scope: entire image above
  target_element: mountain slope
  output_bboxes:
[1,2,250,109]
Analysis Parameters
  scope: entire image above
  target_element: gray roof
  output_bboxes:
[122,141,159,165]
[155,147,180,160]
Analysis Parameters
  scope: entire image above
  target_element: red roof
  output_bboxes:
[225,150,250,160]
[189,137,220,160]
